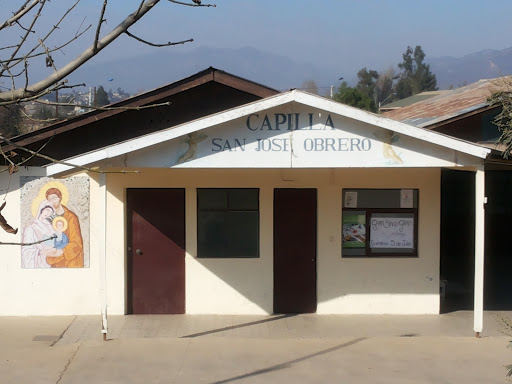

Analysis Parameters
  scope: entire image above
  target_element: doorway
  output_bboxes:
[273,188,317,313]
[440,169,474,312]
[127,188,185,314]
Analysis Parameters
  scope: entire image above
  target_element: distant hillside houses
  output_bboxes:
[20,87,131,134]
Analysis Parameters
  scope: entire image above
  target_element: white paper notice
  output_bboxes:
[344,191,358,208]
[400,189,413,208]
[370,216,414,248]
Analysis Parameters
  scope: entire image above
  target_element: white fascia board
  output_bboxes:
[293,91,491,159]
[45,92,296,175]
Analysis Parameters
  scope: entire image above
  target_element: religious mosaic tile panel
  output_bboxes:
[20,176,90,268]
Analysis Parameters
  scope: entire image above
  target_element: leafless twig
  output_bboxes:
[34,99,172,111]
[0,0,162,103]
[0,80,84,107]
[0,134,55,174]
[0,0,46,80]
[125,31,193,47]
[0,26,91,65]
[94,0,108,53]
[1,235,57,246]
[3,1,84,78]
[0,0,40,31]
[0,134,140,175]
[167,0,216,7]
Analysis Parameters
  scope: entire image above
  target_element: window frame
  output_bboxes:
[197,188,260,259]
[342,189,419,258]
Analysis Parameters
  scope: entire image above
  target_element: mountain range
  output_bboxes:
[429,47,512,89]
[63,45,512,95]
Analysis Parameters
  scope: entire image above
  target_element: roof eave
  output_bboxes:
[424,104,500,130]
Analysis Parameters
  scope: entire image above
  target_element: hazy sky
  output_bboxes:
[107,0,512,66]
[2,0,512,89]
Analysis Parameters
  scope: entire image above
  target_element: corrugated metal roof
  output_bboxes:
[380,91,450,109]
[382,78,510,128]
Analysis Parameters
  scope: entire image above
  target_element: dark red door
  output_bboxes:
[274,188,317,313]
[127,189,185,314]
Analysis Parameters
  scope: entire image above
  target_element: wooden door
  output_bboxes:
[127,189,185,314]
[273,188,317,313]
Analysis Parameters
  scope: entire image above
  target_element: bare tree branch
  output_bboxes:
[34,99,171,111]
[136,0,148,17]
[3,1,84,79]
[0,25,92,65]
[23,0,83,62]
[0,0,39,31]
[18,106,58,124]
[39,39,57,72]
[94,0,109,53]
[0,0,218,240]
[168,0,216,7]
[0,45,20,51]
[0,145,17,170]
[0,80,85,106]
[125,31,193,47]
[0,201,18,234]
[0,134,140,175]
[1,0,217,106]
[23,59,29,90]
[14,19,36,33]
[0,0,163,103]
[0,0,46,80]
[0,134,55,174]
[0,235,58,246]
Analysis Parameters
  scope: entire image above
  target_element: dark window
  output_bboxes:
[342,189,419,258]
[197,189,259,258]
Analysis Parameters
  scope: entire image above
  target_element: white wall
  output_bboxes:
[317,168,440,314]
[107,167,440,316]
[1,167,441,315]
[0,168,101,315]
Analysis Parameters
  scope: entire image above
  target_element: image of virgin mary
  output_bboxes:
[21,200,58,269]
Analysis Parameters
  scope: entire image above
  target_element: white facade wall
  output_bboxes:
[106,167,439,315]
[0,168,101,315]
[1,167,440,316]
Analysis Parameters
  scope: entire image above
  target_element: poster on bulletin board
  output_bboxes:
[342,213,366,248]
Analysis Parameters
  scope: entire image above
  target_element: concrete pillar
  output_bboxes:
[99,173,108,339]
[473,165,485,336]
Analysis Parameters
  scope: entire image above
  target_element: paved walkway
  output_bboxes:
[1,312,511,383]
[56,310,508,344]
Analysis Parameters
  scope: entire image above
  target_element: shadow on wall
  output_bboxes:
[107,168,443,315]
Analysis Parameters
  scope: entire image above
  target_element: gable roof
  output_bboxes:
[46,90,492,176]
[2,67,279,165]
[382,78,509,129]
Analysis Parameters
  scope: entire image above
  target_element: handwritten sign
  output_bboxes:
[370,216,414,249]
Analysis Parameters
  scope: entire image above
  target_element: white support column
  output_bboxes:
[98,173,108,340]
[473,165,485,336]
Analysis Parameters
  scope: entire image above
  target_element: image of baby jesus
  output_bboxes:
[52,216,69,250]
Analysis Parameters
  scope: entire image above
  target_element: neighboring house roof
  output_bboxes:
[382,78,509,129]
[46,89,492,176]
[379,91,450,112]
[1,67,279,166]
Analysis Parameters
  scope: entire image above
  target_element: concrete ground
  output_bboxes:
[1,312,511,383]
